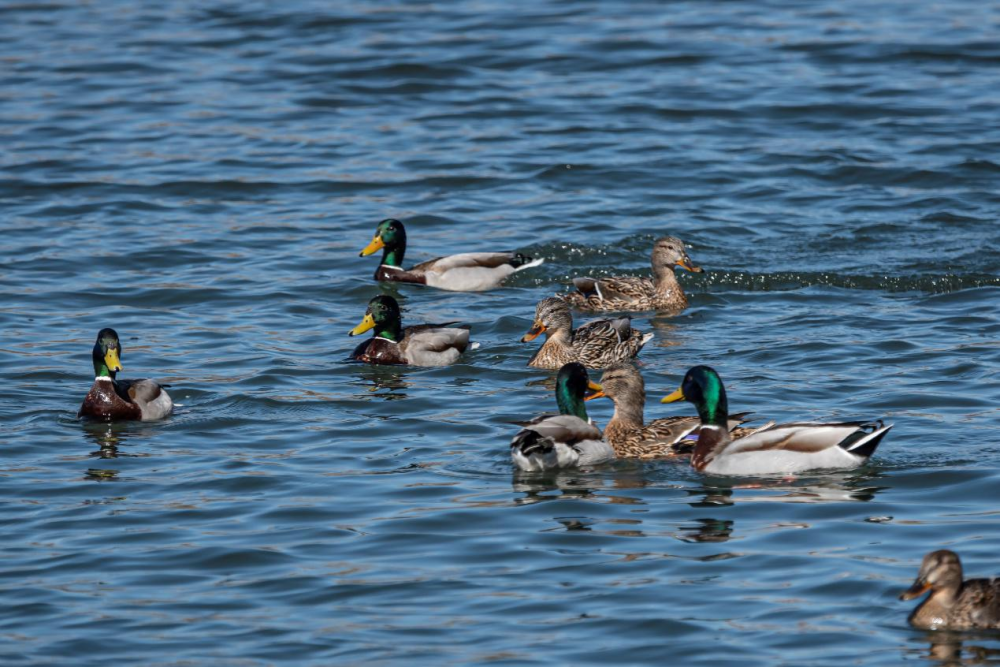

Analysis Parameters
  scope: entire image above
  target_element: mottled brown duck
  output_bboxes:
[561,236,702,312]
[522,297,652,370]
[900,550,1000,630]
[586,362,751,458]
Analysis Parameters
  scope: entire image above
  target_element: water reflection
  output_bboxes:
[80,422,155,482]
[907,631,1000,666]
[688,471,888,507]
[351,364,411,400]
[677,518,734,543]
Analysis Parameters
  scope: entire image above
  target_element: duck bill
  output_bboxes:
[661,387,685,403]
[520,322,546,342]
[104,348,123,373]
[359,235,385,257]
[583,381,605,401]
[899,580,931,601]
[349,313,376,336]
[677,257,703,273]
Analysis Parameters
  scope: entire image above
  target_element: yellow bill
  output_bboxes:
[349,313,376,336]
[584,380,605,401]
[359,235,385,257]
[520,322,546,342]
[104,347,123,372]
[677,257,703,273]
[661,387,685,403]
[899,581,931,601]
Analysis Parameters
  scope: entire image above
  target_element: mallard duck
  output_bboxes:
[587,363,753,458]
[521,297,653,370]
[359,218,544,291]
[661,365,892,475]
[349,295,474,366]
[561,236,702,312]
[511,362,616,471]
[901,550,1000,630]
[78,328,173,422]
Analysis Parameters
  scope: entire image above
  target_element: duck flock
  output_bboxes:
[77,217,999,632]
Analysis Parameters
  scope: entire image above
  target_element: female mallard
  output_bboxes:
[359,218,544,291]
[521,297,653,370]
[900,550,1000,630]
[587,363,753,458]
[78,328,173,422]
[511,362,616,471]
[349,294,474,366]
[661,365,892,475]
[562,236,702,312]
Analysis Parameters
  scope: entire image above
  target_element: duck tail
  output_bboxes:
[839,420,893,459]
[510,254,544,271]
[511,429,554,458]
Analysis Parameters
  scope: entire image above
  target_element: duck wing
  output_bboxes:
[511,414,613,471]
[701,421,892,474]
[571,316,653,368]
[116,379,174,421]
[401,324,472,366]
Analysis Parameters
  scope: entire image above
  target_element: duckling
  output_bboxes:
[78,328,173,422]
[562,236,702,312]
[521,297,652,370]
[587,363,752,458]
[901,550,1000,630]
[349,295,473,366]
[359,218,543,291]
[661,365,892,475]
[511,362,616,471]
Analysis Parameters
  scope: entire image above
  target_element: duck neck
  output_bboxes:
[652,264,681,295]
[92,353,117,380]
[555,385,589,422]
[608,395,644,430]
[381,242,405,268]
[376,319,403,342]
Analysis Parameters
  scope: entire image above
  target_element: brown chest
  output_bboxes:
[352,337,408,365]
[78,382,141,421]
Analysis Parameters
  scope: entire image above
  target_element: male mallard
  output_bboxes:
[78,328,173,422]
[900,550,1000,630]
[561,236,702,312]
[359,218,544,291]
[511,362,616,471]
[587,363,753,458]
[521,297,653,370]
[661,365,892,475]
[349,295,473,366]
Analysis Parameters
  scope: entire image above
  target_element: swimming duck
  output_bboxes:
[521,297,653,370]
[349,295,473,366]
[901,550,1000,630]
[511,362,616,471]
[561,236,702,312]
[588,363,753,458]
[78,328,173,422]
[359,218,544,291]
[661,365,892,475]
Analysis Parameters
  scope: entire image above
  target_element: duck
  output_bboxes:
[511,362,616,471]
[349,294,474,366]
[359,218,544,291]
[900,550,1000,630]
[561,236,702,312]
[587,362,754,458]
[78,328,173,422]
[521,297,653,370]
[660,365,892,475]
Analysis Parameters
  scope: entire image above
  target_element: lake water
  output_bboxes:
[2,1,999,664]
